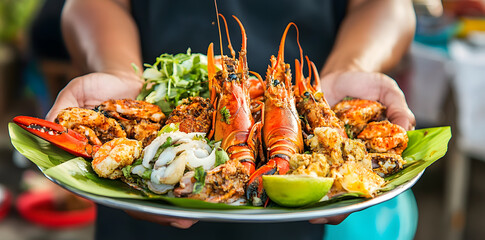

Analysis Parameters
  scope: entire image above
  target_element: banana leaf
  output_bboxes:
[8,122,451,210]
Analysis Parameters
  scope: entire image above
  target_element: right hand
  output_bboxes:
[45,72,143,121]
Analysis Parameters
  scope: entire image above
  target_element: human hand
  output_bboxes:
[45,72,143,121]
[320,71,416,131]
[125,210,198,229]
[309,213,350,225]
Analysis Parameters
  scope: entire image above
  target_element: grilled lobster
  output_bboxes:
[207,14,261,176]
[246,23,304,206]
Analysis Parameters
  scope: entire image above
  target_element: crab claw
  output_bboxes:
[246,156,290,206]
[13,116,98,158]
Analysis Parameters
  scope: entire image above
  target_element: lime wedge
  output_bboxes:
[263,175,334,207]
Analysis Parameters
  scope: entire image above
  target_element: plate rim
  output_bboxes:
[44,170,423,222]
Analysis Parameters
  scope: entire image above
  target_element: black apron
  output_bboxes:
[97,1,347,239]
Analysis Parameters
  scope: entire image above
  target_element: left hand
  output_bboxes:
[320,71,416,131]
[309,213,350,225]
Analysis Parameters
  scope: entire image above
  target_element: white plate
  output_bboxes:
[45,171,422,223]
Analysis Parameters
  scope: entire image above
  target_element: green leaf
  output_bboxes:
[122,165,132,179]
[344,124,354,139]
[8,121,451,209]
[193,166,206,194]
[160,123,179,134]
[220,106,231,124]
[380,126,452,191]
[141,169,152,180]
[8,123,75,170]
[44,157,151,199]
[153,137,173,160]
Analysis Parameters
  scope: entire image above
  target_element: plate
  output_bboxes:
[45,171,423,222]
[9,123,450,222]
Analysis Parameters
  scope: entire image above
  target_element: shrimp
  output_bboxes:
[332,98,386,138]
[357,120,408,155]
[92,138,143,179]
[95,99,165,123]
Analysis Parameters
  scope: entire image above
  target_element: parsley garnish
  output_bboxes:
[344,124,355,139]
[220,106,231,124]
[193,166,206,194]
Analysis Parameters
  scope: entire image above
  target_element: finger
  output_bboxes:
[309,213,350,225]
[387,106,416,131]
[45,89,81,121]
[377,75,416,130]
[125,210,198,229]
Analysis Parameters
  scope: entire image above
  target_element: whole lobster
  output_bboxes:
[207,14,261,176]
[246,23,304,206]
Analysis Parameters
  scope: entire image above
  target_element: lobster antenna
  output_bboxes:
[214,0,225,72]
[305,55,313,91]
[273,22,302,88]
[219,14,236,59]
[310,59,321,92]
[233,15,247,78]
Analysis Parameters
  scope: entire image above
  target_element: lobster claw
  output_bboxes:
[246,157,290,206]
[13,116,98,158]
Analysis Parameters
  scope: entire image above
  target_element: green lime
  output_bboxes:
[262,175,334,207]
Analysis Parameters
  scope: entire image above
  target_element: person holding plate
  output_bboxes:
[44,0,416,239]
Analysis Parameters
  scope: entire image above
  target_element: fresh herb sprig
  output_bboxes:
[136,49,210,115]
[220,106,231,124]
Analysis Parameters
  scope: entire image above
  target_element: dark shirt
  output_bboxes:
[132,0,347,74]
[102,1,348,239]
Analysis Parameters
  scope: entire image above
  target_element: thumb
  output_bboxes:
[45,89,81,121]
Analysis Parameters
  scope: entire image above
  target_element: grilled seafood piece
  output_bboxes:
[307,127,371,169]
[329,161,385,198]
[357,120,408,155]
[246,23,304,206]
[306,127,384,197]
[165,97,215,134]
[306,127,345,166]
[369,152,406,177]
[55,107,126,145]
[288,153,330,177]
[96,99,165,123]
[294,57,347,138]
[95,99,165,146]
[175,159,250,203]
[332,98,386,138]
[92,138,142,179]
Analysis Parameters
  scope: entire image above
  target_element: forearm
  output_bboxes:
[322,0,415,75]
[62,0,142,81]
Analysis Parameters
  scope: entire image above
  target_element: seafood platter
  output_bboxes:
[9,12,451,221]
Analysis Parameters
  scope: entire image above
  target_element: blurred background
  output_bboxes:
[0,0,484,239]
